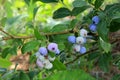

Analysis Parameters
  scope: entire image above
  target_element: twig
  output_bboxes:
[65,38,119,65]
[0,27,14,38]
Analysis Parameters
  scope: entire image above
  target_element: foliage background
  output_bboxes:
[0,0,120,80]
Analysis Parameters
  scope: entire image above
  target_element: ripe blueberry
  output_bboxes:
[89,24,97,32]
[47,43,58,52]
[92,16,100,24]
[68,35,76,44]
[39,47,48,56]
[80,46,86,54]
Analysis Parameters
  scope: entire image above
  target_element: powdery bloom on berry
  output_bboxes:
[47,43,58,52]
[76,36,85,44]
[55,48,60,54]
[92,16,100,24]
[36,59,44,69]
[39,47,48,56]
[80,29,88,37]
[43,59,53,69]
[89,24,97,32]
[68,35,76,43]
[80,46,86,54]
[73,44,81,52]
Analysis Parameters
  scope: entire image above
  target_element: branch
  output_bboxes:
[65,48,98,65]
[0,27,14,38]
[64,38,119,65]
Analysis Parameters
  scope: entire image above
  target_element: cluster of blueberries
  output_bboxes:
[68,29,88,54]
[35,15,100,69]
[35,43,60,69]
[89,16,100,32]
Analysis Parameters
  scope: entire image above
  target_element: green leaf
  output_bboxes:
[1,48,10,58]
[1,70,14,79]
[109,21,120,32]
[53,8,71,19]
[71,6,90,16]
[33,6,40,19]
[94,0,104,9]
[34,27,44,40]
[87,52,100,61]
[72,0,87,7]
[44,69,96,80]
[21,40,39,54]
[0,58,12,68]
[40,0,58,3]
[98,53,112,72]
[19,71,30,80]
[111,74,120,80]
[52,58,66,70]
[99,37,111,53]
[24,0,30,5]
[51,24,69,32]
[97,19,108,42]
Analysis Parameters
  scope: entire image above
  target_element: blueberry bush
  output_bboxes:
[0,0,120,80]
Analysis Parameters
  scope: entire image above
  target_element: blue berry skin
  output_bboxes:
[80,46,86,54]
[39,47,48,56]
[68,36,76,44]
[92,16,100,24]
[89,24,97,32]
[55,49,60,55]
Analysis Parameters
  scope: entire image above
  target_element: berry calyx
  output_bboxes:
[73,44,81,52]
[68,35,76,44]
[76,37,85,44]
[47,43,58,52]
[39,47,48,56]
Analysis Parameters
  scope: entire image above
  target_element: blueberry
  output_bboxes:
[68,36,76,43]
[80,46,86,54]
[47,43,58,52]
[39,47,48,56]
[80,29,88,37]
[89,24,97,32]
[76,37,85,44]
[55,49,60,55]
[92,16,100,24]
[73,44,81,52]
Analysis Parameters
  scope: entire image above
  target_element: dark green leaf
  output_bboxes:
[111,74,120,80]
[24,0,30,5]
[70,19,78,28]
[99,37,111,53]
[72,0,87,7]
[33,6,40,19]
[34,27,44,40]
[1,48,10,58]
[109,21,120,32]
[87,52,100,61]
[19,71,30,80]
[40,0,58,3]
[97,19,109,42]
[53,8,71,19]
[21,40,39,54]
[94,0,104,9]
[98,53,112,72]
[71,6,90,16]
[44,69,96,80]
[52,58,66,70]
[28,70,39,79]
